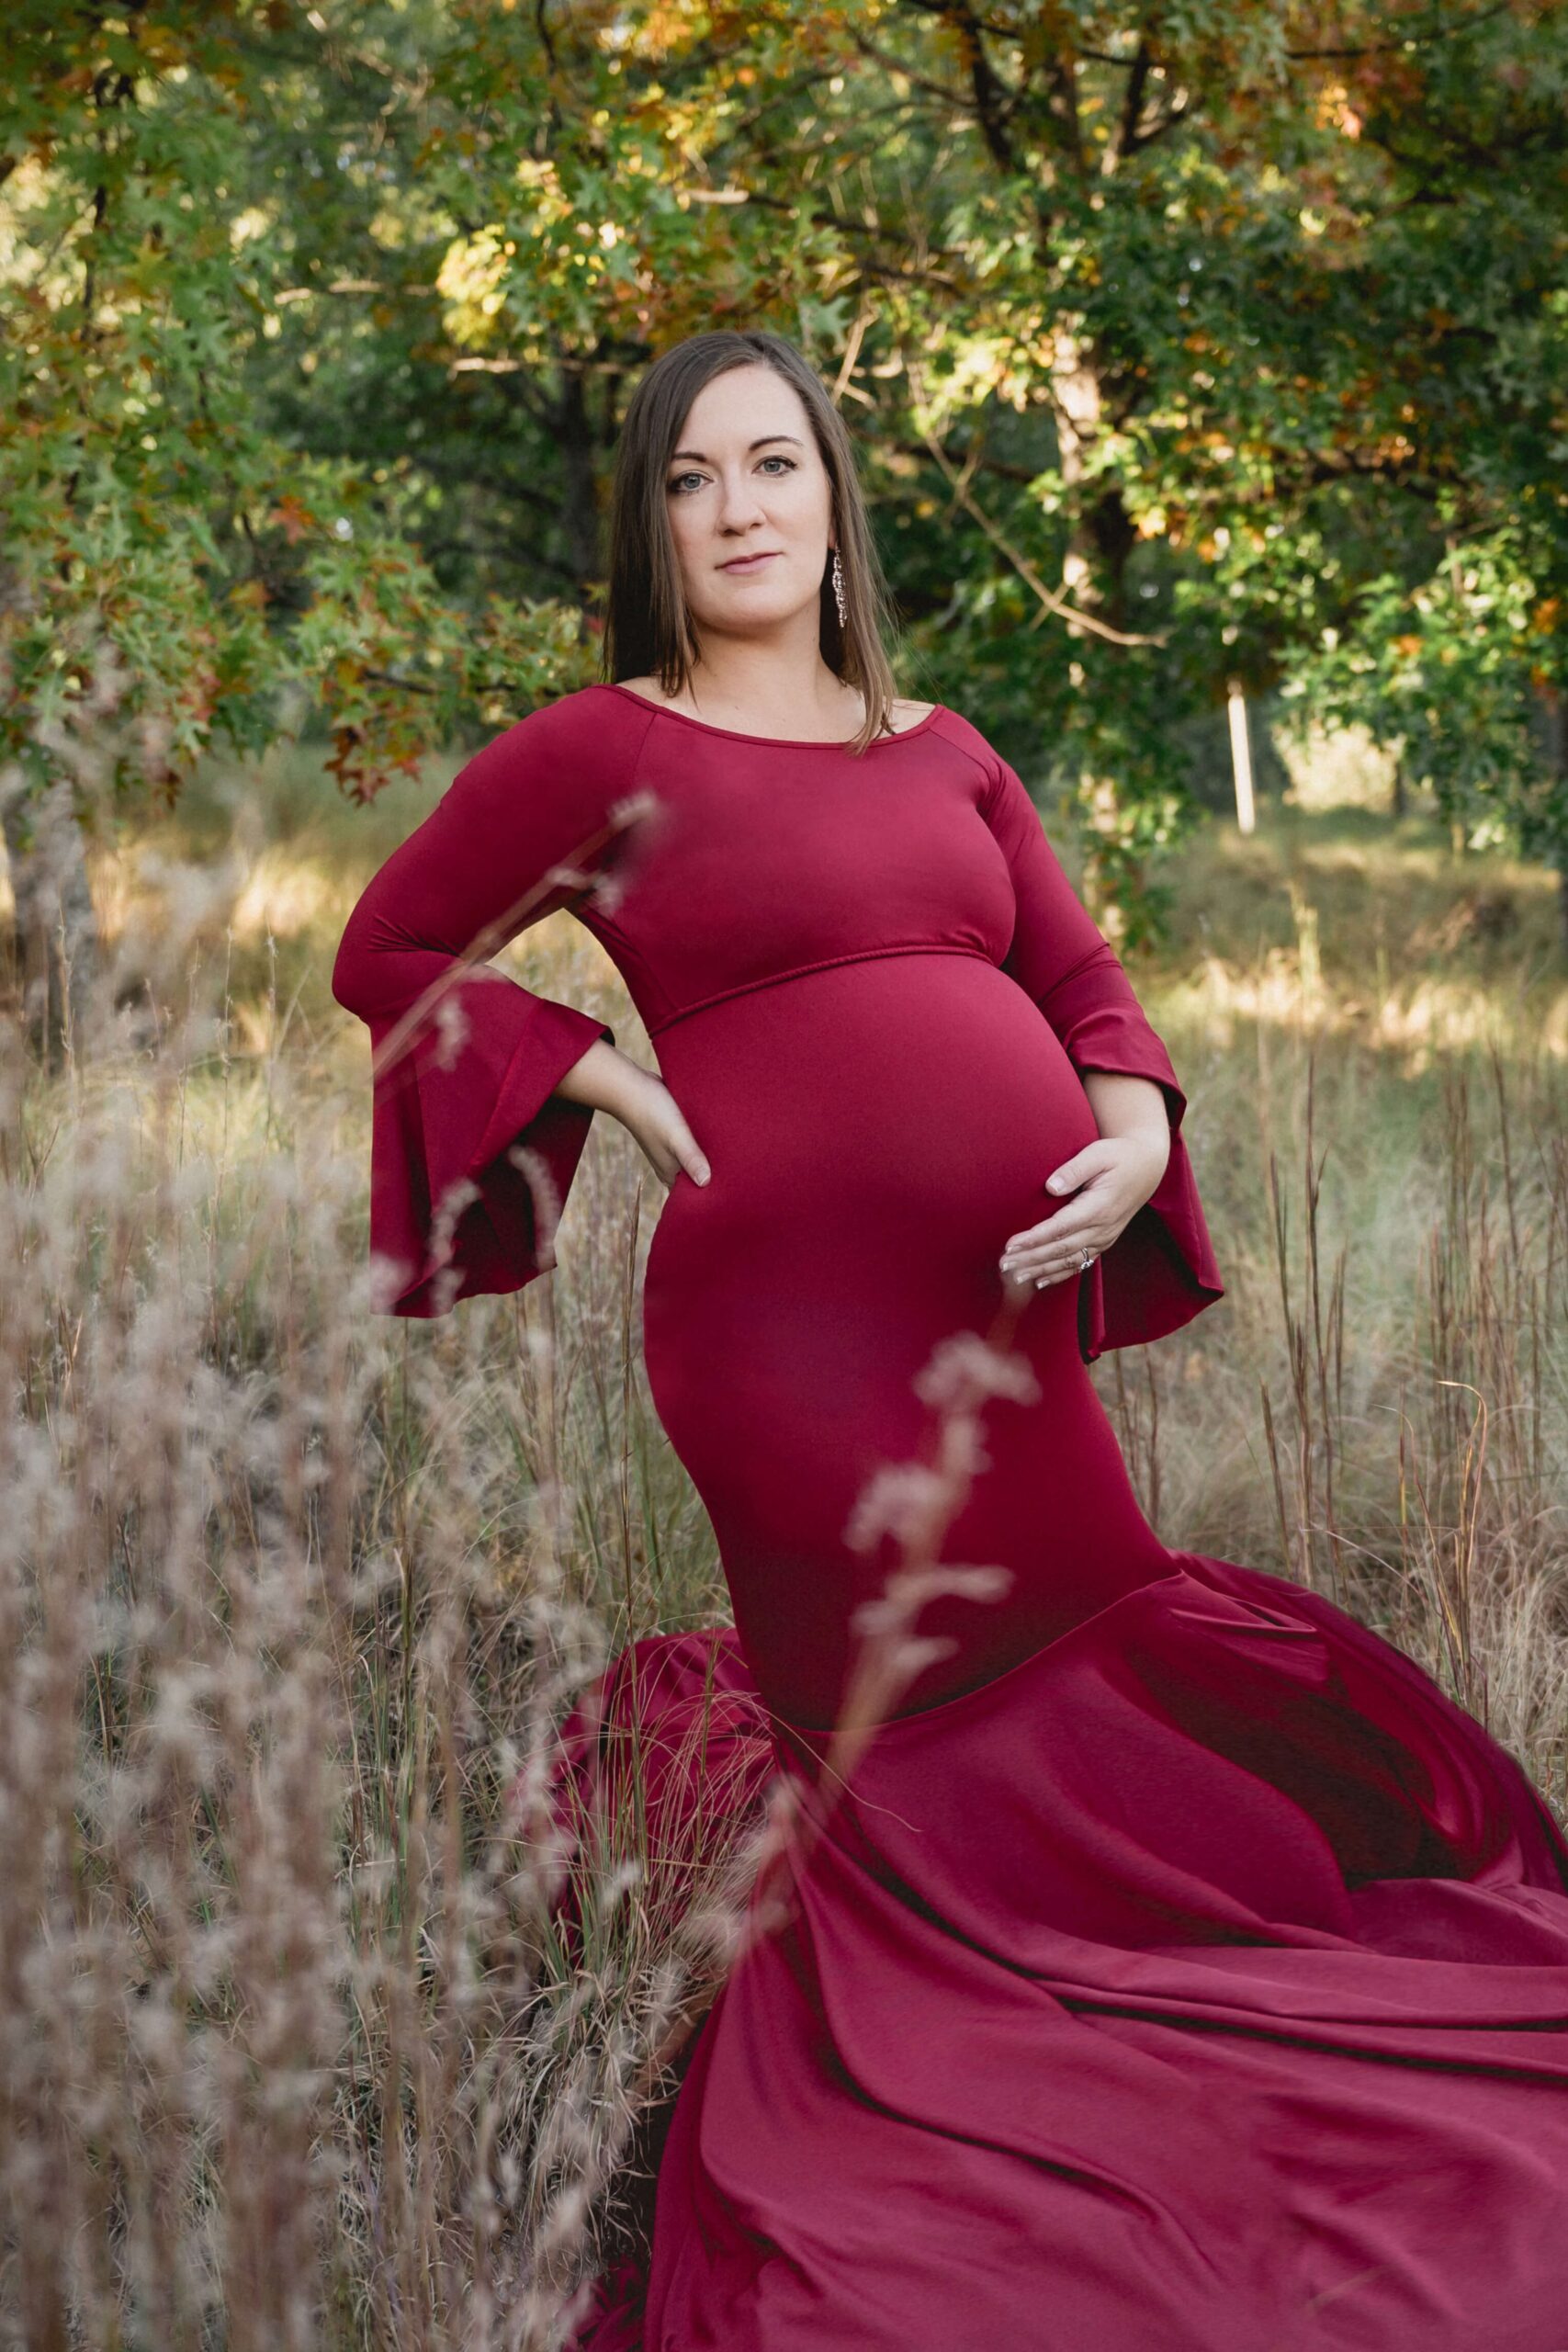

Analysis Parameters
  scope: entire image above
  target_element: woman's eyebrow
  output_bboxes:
[668,435,806,461]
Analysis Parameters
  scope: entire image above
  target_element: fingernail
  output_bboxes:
[1047,1177,1064,1193]
[1034,1274,1051,1288]
[696,1166,711,1184]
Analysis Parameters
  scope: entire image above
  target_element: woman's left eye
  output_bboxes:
[668,458,795,495]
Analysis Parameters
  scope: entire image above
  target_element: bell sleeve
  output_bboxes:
[332,697,648,1317]
[979,753,1225,1363]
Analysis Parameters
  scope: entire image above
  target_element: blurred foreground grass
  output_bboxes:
[1,730,1564,2348]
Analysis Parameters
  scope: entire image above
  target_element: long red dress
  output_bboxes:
[333,683,1568,2350]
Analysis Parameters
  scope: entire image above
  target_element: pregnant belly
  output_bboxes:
[640,950,1166,1726]
[648,949,1100,1264]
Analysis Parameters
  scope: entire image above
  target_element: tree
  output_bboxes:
[6,0,1567,1055]
[0,3,589,1054]
[696,0,1568,932]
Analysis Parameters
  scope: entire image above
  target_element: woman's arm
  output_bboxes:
[1081,1070,1173,1166]
[553,1037,712,1190]
[333,691,691,1315]
[976,750,1225,1358]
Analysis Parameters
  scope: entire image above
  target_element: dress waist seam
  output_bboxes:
[646,943,1000,1038]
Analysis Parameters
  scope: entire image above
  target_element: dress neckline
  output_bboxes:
[598,681,943,751]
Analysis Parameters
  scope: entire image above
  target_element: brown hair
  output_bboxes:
[601,329,901,754]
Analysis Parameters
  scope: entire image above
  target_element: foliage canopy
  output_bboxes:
[5,0,1568,934]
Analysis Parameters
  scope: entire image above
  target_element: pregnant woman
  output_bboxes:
[333,329,1568,2349]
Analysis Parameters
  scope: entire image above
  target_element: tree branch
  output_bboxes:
[896,0,1021,174]
[1113,36,1153,167]
[910,404,1162,649]
[847,27,977,113]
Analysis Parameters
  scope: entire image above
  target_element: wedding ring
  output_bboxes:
[1077,1249,1096,1272]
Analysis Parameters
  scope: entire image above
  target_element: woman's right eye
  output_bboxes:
[668,471,705,495]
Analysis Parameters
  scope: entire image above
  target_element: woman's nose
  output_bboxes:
[716,473,770,528]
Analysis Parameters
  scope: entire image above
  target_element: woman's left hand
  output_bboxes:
[998,1131,1169,1293]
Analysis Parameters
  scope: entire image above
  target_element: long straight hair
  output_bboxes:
[601,330,901,755]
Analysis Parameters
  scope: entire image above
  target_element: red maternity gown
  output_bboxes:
[333,683,1568,2351]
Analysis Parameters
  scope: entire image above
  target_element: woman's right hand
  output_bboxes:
[555,1041,711,1189]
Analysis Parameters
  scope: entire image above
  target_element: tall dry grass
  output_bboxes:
[0,914,754,2348]
[0,735,1564,2346]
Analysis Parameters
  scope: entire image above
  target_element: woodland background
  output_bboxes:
[2,6,1567,2349]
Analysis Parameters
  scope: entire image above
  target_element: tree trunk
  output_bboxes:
[0,770,101,1069]
[554,368,602,599]
[1051,334,1104,630]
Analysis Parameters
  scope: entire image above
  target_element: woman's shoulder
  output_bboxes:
[466,681,659,777]
[440,684,658,828]
[923,701,1006,777]
[506,679,658,749]
[889,695,936,732]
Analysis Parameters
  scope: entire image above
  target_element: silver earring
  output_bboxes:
[831,549,848,628]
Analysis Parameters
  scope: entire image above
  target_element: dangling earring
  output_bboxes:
[830,548,848,629]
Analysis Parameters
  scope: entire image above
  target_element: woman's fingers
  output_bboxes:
[1004,1211,1070,1256]
[645,1138,707,1189]
[1004,1250,1102,1288]
[621,1079,711,1189]
[660,1103,711,1187]
[1042,1147,1098,1198]
[1000,1219,1092,1274]
[1000,1136,1157,1284]
[670,1118,711,1186]
[1000,1215,1112,1286]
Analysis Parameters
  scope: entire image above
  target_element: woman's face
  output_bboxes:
[662,364,835,647]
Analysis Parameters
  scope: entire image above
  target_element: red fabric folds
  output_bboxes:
[353,975,610,1317]
[550,1569,1568,2352]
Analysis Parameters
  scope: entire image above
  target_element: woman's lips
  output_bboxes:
[719,551,781,571]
